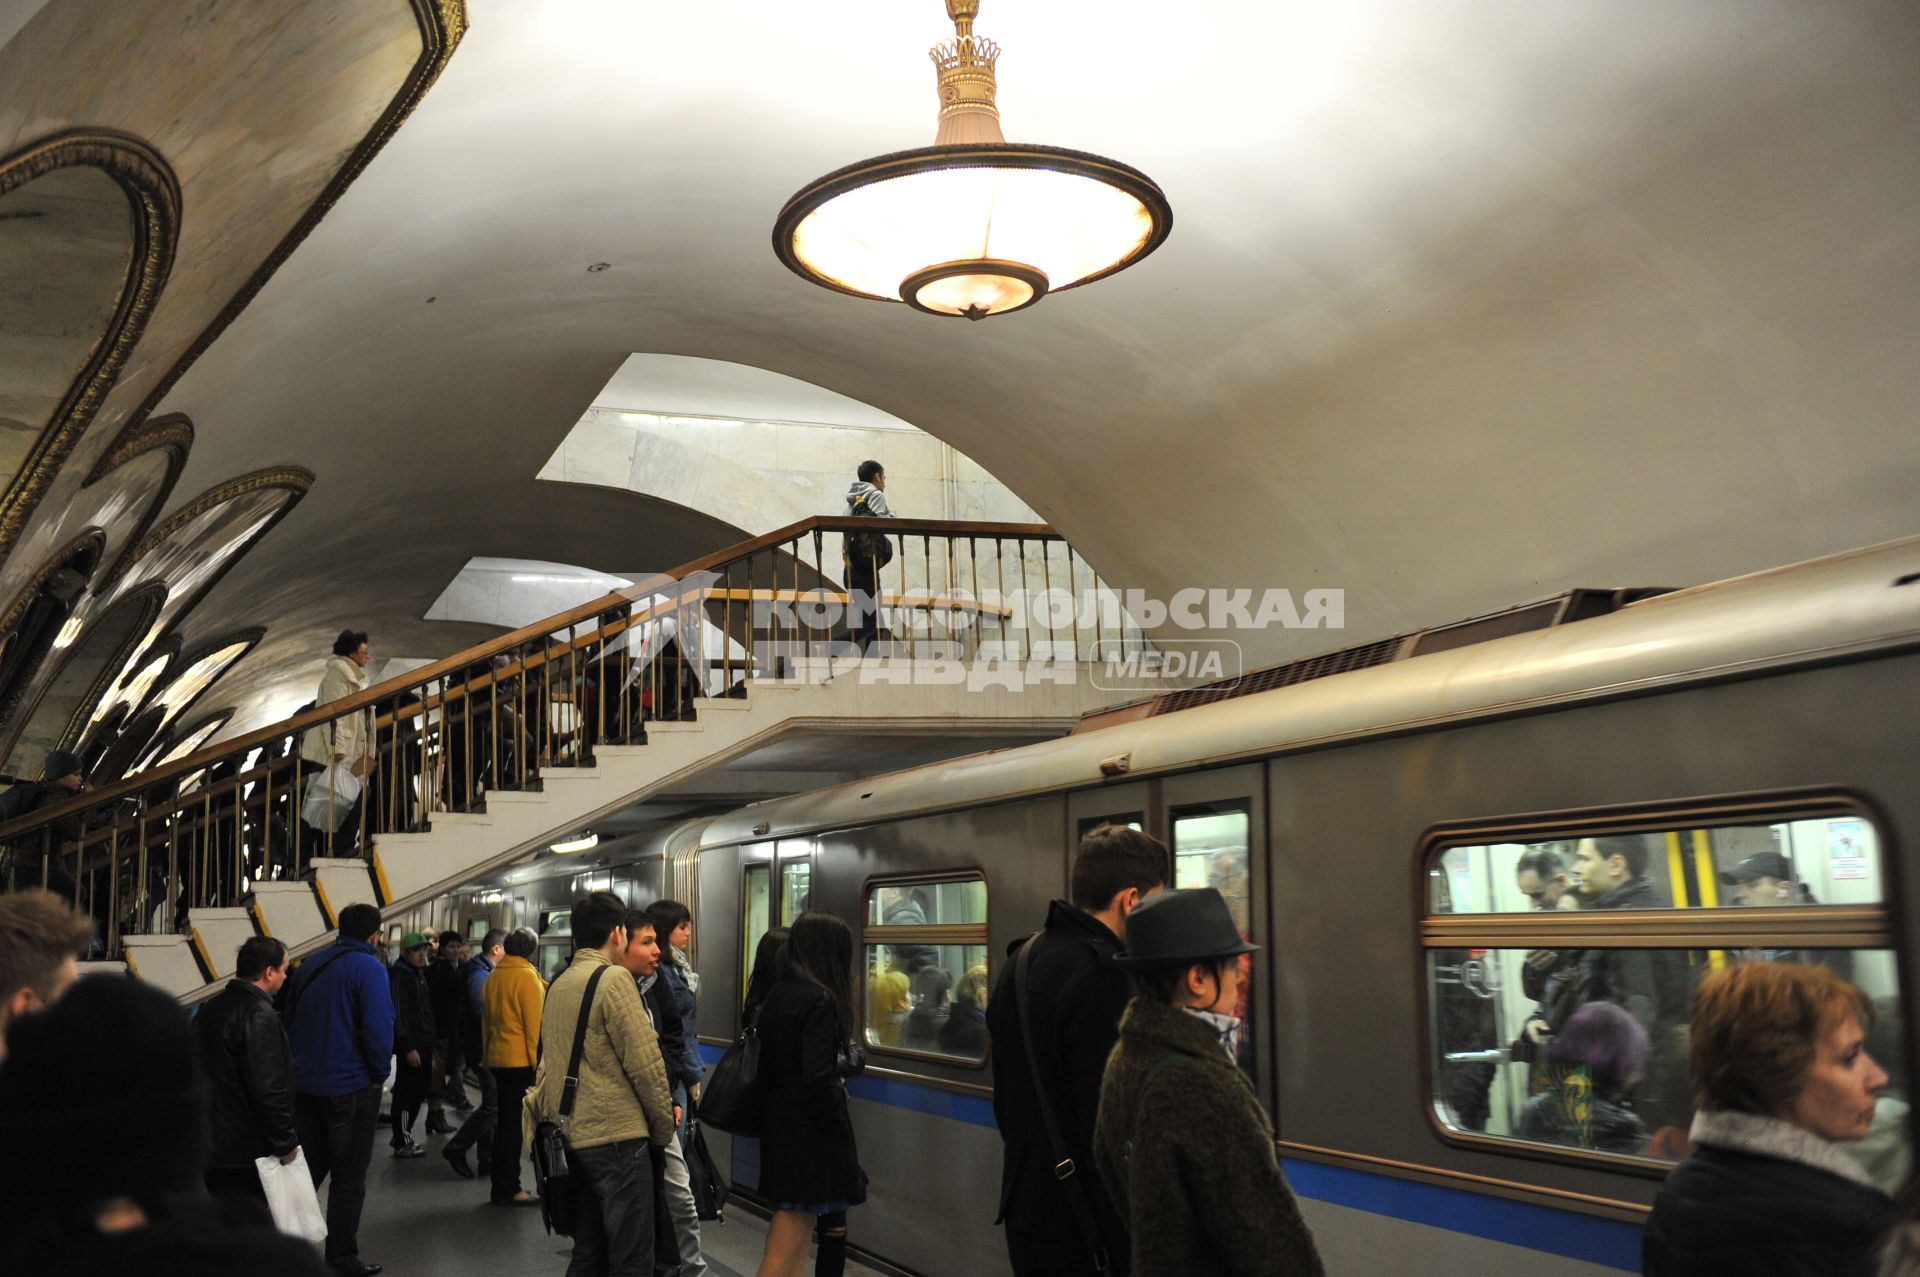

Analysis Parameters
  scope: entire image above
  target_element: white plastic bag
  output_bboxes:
[255,1148,327,1243]
[301,760,362,831]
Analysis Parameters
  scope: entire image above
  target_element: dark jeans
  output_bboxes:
[489,1065,535,1201]
[297,1081,382,1267]
[846,559,879,652]
[447,1058,497,1166]
[566,1138,656,1277]
[391,1050,431,1144]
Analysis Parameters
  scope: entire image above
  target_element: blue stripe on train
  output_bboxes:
[1279,1159,1641,1272]
[697,1043,1640,1271]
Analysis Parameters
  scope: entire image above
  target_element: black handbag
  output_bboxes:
[532,966,607,1237]
[695,1019,764,1135]
[683,1116,730,1222]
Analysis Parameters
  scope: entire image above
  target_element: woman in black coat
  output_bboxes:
[1643,962,1894,1276]
[752,911,865,1277]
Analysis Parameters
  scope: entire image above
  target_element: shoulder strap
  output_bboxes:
[1014,932,1112,1273]
[559,966,608,1121]
[285,945,357,1024]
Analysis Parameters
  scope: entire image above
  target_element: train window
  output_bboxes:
[1173,801,1255,1077]
[1429,816,1882,915]
[781,862,811,922]
[1422,803,1905,1181]
[862,875,991,1065]
[743,863,772,993]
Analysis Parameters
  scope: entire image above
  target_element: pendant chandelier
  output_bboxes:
[772,0,1172,321]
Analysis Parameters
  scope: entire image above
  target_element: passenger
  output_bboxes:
[443,927,505,1181]
[481,925,545,1207]
[752,910,866,1277]
[0,887,91,1060]
[1513,846,1582,1084]
[426,929,471,1130]
[386,930,436,1158]
[620,907,708,1277]
[1516,1001,1650,1154]
[903,966,952,1050]
[1094,888,1322,1277]
[195,935,300,1207]
[6,749,89,899]
[1724,851,1856,980]
[938,963,990,1058]
[647,898,706,1113]
[298,629,374,842]
[1565,835,1690,1126]
[530,891,675,1276]
[0,975,330,1277]
[1644,962,1894,1276]
[987,823,1171,1277]
[868,959,910,1046]
[842,459,895,654]
[285,901,394,1277]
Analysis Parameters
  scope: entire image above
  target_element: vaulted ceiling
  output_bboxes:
[1,0,1916,763]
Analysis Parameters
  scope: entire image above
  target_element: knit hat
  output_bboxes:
[1110,888,1259,970]
[0,975,209,1214]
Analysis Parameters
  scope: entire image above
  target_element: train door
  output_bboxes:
[740,842,776,993]
[777,838,815,925]
[1163,766,1266,1096]
[1067,782,1149,884]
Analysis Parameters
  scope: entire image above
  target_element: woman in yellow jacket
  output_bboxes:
[481,928,545,1206]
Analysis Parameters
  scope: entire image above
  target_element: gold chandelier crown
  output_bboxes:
[930,0,1003,145]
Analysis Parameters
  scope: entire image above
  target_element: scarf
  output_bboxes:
[1182,1007,1243,1060]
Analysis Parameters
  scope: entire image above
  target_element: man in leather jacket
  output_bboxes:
[194,935,299,1205]
[988,825,1170,1277]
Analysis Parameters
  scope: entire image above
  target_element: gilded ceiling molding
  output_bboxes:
[0,130,181,565]
[101,464,315,589]
[0,528,108,637]
[3,580,166,765]
[121,0,468,430]
[85,410,194,486]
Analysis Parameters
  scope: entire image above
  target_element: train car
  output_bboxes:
[671,535,1920,1276]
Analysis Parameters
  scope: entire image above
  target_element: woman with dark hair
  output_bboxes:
[1644,962,1893,1276]
[742,926,789,1025]
[1516,1001,1651,1153]
[299,629,374,843]
[752,912,866,1277]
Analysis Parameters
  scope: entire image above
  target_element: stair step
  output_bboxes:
[482,789,549,803]
[426,811,494,827]
[641,721,702,734]
[249,880,330,950]
[537,768,603,781]
[690,697,751,712]
[77,960,130,979]
[121,934,209,997]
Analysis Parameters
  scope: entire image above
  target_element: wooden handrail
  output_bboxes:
[0,516,1059,841]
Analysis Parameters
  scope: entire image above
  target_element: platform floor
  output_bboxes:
[337,1113,888,1277]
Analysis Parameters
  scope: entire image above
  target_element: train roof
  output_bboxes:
[699,534,1920,849]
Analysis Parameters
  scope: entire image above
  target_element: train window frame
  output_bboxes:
[742,861,773,1001]
[1171,798,1257,1078]
[859,869,994,1071]
[1414,789,1903,1178]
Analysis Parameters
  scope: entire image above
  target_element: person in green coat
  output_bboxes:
[1094,888,1323,1277]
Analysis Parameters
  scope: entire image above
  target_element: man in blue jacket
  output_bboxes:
[287,902,394,1277]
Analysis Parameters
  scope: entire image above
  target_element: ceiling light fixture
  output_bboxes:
[549,832,599,855]
[772,0,1171,320]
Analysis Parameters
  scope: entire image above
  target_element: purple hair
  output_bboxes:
[1548,1001,1651,1097]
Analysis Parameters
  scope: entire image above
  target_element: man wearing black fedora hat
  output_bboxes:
[1093,888,1322,1277]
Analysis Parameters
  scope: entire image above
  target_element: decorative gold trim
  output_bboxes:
[120,0,468,430]
[0,131,181,565]
[102,465,314,588]
[85,411,194,486]
[0,528,108,639]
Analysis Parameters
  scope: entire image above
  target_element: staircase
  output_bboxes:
[94,656,1120,999]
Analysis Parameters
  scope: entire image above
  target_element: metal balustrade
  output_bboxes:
[0,516,1145,958]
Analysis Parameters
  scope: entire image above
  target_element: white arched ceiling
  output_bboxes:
[64,0,1918,737]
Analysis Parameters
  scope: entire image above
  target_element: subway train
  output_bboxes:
[417,533,1920,1276]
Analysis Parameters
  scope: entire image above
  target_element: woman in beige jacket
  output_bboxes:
[300,630,374,774]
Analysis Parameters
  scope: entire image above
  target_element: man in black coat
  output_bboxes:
[194,936,300,1206]
[987,825,1170,1277]
[388,932,436,1157]
[424,930,470,1131]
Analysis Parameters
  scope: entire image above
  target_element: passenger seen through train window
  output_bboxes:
[863,877,990,1062]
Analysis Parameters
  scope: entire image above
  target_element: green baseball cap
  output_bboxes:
[401,931,431,950]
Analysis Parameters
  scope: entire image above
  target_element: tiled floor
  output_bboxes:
[336,1110,889,1277]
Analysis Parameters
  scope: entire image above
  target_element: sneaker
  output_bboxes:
[392,1138,427,1159]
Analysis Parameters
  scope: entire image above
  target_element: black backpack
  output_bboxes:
[845,490,895,568]
[682,1116,730,1222]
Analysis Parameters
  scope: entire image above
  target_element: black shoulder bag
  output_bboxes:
[1014,932,1112,1273]
[533,965,607,1237]
[696,1008,765,1135]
